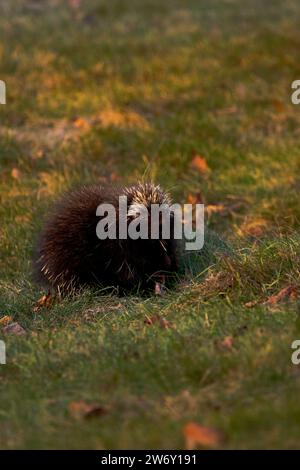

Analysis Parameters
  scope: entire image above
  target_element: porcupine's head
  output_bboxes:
[122,182,179,290]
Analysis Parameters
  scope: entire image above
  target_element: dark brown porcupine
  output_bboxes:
[33,182,179,294]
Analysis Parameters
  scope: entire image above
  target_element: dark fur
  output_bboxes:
[33,183,179,293]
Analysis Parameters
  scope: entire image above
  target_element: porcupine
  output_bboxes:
[33,182,179,294]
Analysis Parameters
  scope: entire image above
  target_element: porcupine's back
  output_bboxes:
[34,185,122,292]
[33,182,180,293]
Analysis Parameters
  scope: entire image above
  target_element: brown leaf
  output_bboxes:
[183,422,223,449]
[205,199,245,218]
[245,286,298,309]
[244,299,260,308]
[110,172,121,182]
[72,117,90,131]
[0,315,13,326]
[218,336,234,351]
[3,322,26,336]
[33,292,52,312]
[187,192,203,204]
[144,314,173,329]
[264,286,298,305]
[11,168,21,180]
[144,315,156,325]
[159,318,173,329]
[272,99,285,114]
[190,155,209,174]
[68,400,107,420]
[32,149,44,160]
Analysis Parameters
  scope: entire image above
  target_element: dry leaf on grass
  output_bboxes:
[244,299,261,308]
[217,336,234,351]
[11,168,21,180]
[159,318,173,329]
[72,117,91,131]
[272,99,286,114]
[183,422,223,449]
[245,285,298,309]
[264,285,298,305]
[187,193,203,204]
[32,149,44,160]
[110,172,121,182]
[0,315,13,326]
[68,400,107,420]
[205,200,245,218]
[96,108,150,130]
[144,314,173,329]
[3,322,26,336]
[190,155,209,174]
[33,292,52,312]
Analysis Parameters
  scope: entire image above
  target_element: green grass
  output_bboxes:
[1,0,300,449]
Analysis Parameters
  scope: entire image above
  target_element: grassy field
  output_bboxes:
[1,0,300,449]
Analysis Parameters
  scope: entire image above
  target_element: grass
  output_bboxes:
[1,0,300,449]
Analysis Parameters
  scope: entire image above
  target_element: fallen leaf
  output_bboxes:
[68,400,107,420]
[11,168,21,180]
[183,422,223,449]
[0,315,13,326]
[72,117,91,131]
[190,155,209,174]
[264,285,298,305]
[244,299,260,308]
[144,314,173,329]
[110,172,121,182]
[218,336,234,351]
[144,315,156,325]
[187,193,203,204]
[3,322,26,336]
[33,292,52,312]
[272,99,285,114]
[32,149,44,160]
[245,286,298,309]
[159,318,173,329]
[205,199,245,218]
